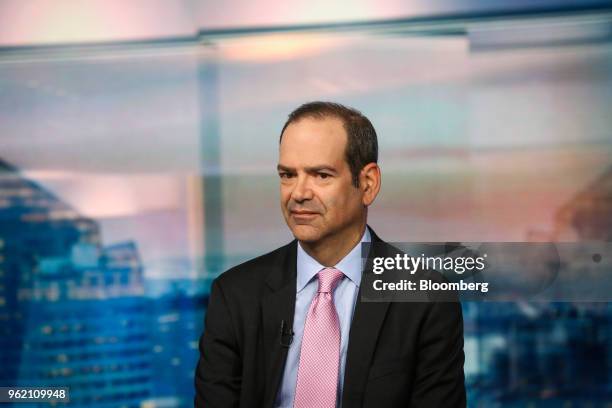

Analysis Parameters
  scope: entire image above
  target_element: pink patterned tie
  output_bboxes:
[293,268,345,408]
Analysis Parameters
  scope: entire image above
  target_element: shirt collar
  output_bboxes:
[296,227,371,293]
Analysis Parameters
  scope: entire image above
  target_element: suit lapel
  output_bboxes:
[342,228,391,407]
[261,240,297,408]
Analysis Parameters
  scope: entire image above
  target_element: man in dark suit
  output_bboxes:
[195,102,466,407]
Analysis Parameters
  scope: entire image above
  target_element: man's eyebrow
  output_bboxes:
[277,164,294,172]
[305,165,338,174]
[276,164,338,174]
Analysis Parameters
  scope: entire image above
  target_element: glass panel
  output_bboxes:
[1,11,611,406]
[0,44,208,406]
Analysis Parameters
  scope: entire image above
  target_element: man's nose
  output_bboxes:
[291,175,313,202]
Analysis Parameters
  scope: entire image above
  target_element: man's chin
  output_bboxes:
[289,224,322,243]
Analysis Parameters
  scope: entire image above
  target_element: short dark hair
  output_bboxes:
[279,101,378,187]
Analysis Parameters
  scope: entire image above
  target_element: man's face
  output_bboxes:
[278,116,365,244]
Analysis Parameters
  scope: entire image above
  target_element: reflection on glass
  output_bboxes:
[1,10,611,407]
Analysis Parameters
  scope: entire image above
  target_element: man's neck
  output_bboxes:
[299,223,367,267]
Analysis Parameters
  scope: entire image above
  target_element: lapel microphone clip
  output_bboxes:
[279,320,294,347]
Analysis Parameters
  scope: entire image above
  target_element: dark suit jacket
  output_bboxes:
[195,229,466,407]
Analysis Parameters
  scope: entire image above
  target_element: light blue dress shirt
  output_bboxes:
[274,227,371,408]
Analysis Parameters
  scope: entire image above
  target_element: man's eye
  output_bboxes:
[279,173,294,179]
[318,173,331,179]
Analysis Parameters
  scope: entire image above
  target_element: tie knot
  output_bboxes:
[317,268,344,293]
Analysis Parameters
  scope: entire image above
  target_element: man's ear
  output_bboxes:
[360,163,381,206]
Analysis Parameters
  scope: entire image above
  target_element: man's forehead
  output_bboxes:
[280,116,347,148]
[278,119,349,171]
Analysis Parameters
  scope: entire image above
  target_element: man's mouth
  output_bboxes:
[290,210,319,221]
